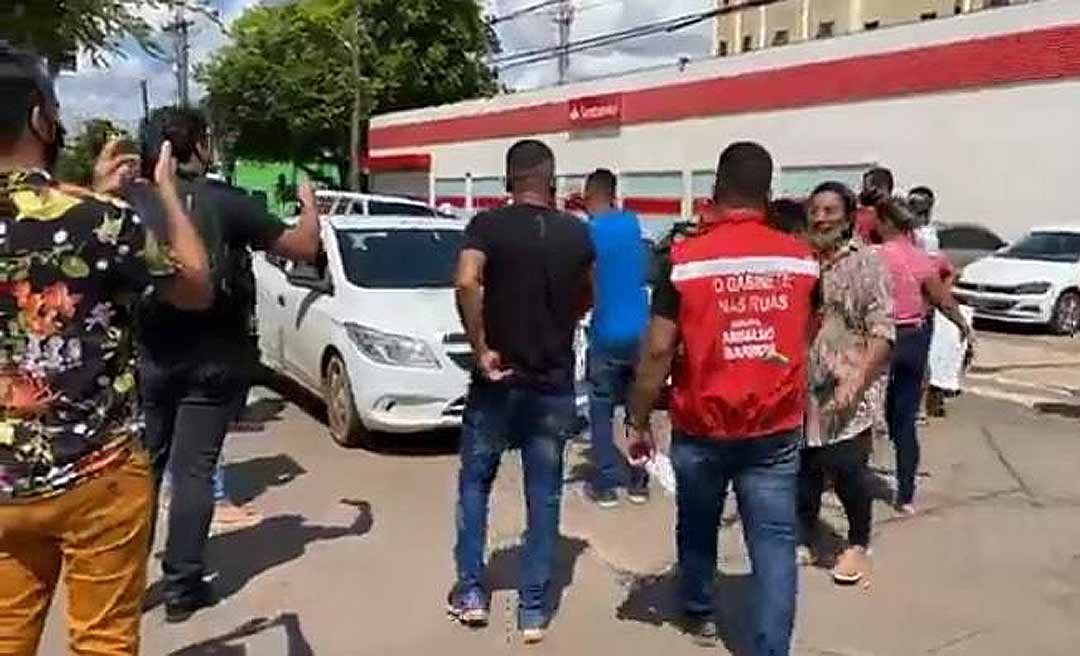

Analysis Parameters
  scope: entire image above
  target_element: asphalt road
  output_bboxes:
[37,328,1080,655]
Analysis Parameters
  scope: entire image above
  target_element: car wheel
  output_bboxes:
[1050,291,1080,335]
[323,352,368,447]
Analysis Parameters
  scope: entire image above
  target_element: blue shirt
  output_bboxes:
[588,209,649,350]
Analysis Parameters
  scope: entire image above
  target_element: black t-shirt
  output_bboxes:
[463,203,594,392]
[135,176,286,361]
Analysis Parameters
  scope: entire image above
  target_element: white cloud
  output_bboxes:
[57,0,717,131]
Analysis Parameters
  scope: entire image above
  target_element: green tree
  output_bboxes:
[3,1,165,69]
[198,0,497,189]
[55,119,130,185]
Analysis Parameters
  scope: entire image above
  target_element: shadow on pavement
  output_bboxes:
[485,535,589,625]
[224,454,308,506]
[242,397,288,425]
[144,500,373,613]
[615,567,754,655]
[167,612,314,655]
[1035,402,1080,419]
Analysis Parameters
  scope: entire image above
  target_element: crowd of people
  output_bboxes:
[447,139,973,654]
[0,41,973,656]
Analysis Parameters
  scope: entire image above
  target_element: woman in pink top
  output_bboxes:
[874,198,974,514]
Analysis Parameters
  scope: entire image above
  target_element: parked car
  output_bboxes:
[313,190,451,219]
[935,222,1007,271]
[255,215,473,446]
[954,225,1080,334]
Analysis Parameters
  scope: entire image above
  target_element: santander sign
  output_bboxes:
[568,93,623,127]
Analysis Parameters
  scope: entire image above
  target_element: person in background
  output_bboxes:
[0,42,211,653]
[800,182,894,585]
[874,197,974,516]
[627,142,818,654]
[925,254,973,418]
[769,198,808,238]
[135,107,321,623]
[907,186,940,253]
[583,168,650,508]
[449,140,593,645]
[855,167,894,245]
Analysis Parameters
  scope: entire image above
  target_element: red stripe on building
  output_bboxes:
[372,24,1080,150]
[623,197,683,215]
[363,154,431,172]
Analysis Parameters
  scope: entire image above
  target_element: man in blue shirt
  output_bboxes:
[584,169,650,507]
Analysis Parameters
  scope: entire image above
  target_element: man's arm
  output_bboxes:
[154,142,213,310]
[268,183,321,263]
[455,248,487,356]
[627,316,679,428]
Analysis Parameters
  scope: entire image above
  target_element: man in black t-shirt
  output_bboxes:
[448,140,593,644]
[133,108,321,623]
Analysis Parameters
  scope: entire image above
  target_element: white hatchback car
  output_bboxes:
[255,215,474,446]
[955,225,1080,334]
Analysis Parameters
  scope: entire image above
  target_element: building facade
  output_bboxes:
[367,0,1079,240]
[716,0,1023,56]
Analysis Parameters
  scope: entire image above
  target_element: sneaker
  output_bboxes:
[796,544,814,567]
[832,546,871,585]
[627,470,650,505]
[446,587,489,627]
[587,484,619,509]
[521,627,545,645]
[896,503,917,517]
[679,612,719,648]
[164,582,218,624]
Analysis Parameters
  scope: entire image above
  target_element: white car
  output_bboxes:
[255,215,472,446]
[954,225,1080,334]
[314,190,449,219]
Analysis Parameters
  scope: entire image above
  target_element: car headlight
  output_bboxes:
[344,323,440,369]
[1013,282,1051,295]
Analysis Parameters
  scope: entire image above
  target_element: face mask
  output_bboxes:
[808,223,848,252]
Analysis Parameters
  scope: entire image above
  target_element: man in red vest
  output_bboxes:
[627,142,818,655]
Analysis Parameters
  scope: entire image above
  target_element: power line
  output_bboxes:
[493,0,783,69]
[488,0,564,25]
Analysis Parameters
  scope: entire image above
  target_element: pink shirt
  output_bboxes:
[877,236,936,325]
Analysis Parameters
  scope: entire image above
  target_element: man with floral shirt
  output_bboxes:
[801,181,895,585]
[0,43,211,654]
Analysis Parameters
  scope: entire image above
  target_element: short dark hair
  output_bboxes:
[0,42,57,146]
[585,168,617,198]
[714,141,773,207]
[863,166,894,193]
[506,139,554,191]
[141,106,208,175]
[810,181,857,219]
[768,198,807,235]
[909,185,935,202]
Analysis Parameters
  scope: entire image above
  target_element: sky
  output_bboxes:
[55,0,715,132]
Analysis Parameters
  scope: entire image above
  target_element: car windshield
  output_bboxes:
[367,200,437,217]
[337,228,464,288]
[999,232,1080,262]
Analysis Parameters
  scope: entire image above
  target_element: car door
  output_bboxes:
[278,257,337,392]
[253,253,289,371]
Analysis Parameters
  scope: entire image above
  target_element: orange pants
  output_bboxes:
[0,448,152,656]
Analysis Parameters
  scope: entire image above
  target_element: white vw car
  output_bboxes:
[954,225,1080,334]
[255,214,474,446]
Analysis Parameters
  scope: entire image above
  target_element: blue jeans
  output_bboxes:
[887,323,932,505]
[587,342,645,491]
[453,380,574,629]
[671,430,800,656]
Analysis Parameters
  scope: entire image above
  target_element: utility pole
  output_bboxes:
[554,0,574,85]
[140,80,150,124]
[162,2,194,106]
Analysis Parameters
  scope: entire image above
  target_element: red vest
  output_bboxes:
[668,209,819,440]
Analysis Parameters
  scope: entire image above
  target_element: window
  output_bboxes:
[999,232,1080,263]
[337,229,466,288]
[718,40,729,56]
[367,200,436,217]
[772,29,790,46]
[316,197,336,214]
[938,226,1006,251]
[816,21,834,39]
[742,34,753,52]
[920,11,938,20]
[987,0,1010,7]
[864,20,880,30]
